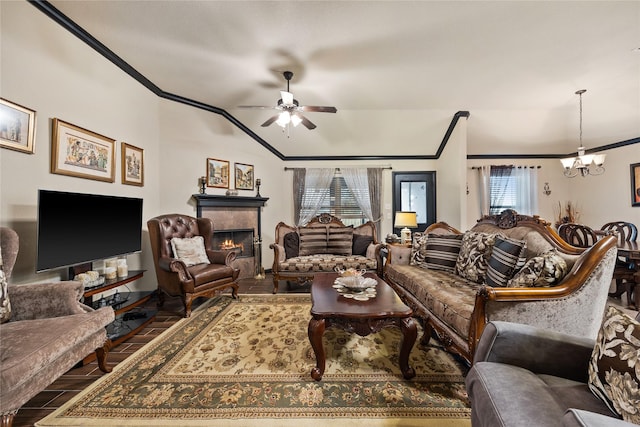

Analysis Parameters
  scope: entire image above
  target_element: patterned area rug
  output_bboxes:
[37,294,471,426]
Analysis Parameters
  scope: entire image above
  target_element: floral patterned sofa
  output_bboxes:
[269,213,384,293]
[384,210,618,365]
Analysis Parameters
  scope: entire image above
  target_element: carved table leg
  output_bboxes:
[398,317,417,379]
[308,317,326,381]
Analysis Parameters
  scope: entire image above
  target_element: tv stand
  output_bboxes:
[82,270,156,349]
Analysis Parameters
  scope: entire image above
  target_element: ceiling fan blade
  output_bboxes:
[300,116,317,130]
[261,115,279,127]
[237,105,278,110]
[298,106,337,113]
[280,91,294,106]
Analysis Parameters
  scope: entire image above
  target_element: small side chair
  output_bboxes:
[557,223,598,248]
[147,214,239,317]
[602,221,638,308]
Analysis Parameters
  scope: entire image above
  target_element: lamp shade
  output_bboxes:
[394,211,418,228]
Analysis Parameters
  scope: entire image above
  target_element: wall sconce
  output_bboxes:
[543,182,551,196]
[394,211,418,244]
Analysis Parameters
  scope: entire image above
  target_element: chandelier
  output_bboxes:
[560,89,606,178]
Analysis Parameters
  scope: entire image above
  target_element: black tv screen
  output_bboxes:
[36,190,143,272]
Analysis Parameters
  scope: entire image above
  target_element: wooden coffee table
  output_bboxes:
[308,272,417,381]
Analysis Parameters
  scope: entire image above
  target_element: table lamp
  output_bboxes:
[394,211,418,244]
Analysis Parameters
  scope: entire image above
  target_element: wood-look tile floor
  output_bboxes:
[12,274,636,426]
[13,274,304,427]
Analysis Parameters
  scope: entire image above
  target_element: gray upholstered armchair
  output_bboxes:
[147,214,239,317]
[465,319,640,427]
[0,227,114,427]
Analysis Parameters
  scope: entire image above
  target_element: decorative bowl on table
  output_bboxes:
[333,267,378,297]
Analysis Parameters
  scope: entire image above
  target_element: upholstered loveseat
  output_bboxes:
[270,213,384,293]
[384,210,618,365]
[0,227,114,427]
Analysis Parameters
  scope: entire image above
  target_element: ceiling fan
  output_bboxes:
[238,71,337,130]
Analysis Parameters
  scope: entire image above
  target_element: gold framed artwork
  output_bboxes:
[0,98,36,154]
[631,162,640,207]
[206,158,230,188]
[121,142,144,186]
[51,118,116,182]
[234,162,254,190]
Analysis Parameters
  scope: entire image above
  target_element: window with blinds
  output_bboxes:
[489,172,517,214]
[300,171,367,226]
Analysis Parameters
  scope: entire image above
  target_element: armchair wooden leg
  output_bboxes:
[183,294,194,318]
[272,277,279,294]
[96,340,113,373]
[156,291,165,308]
[231,283,239,299]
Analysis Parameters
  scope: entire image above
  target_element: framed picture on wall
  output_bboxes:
[207,158,230,188]
[234,163,254,190]
[0,98,36,154]
[631,163,640,207]
[121,142,144,186]
[51,118,116,182]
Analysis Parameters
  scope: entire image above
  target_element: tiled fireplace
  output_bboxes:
[193,194,269,279]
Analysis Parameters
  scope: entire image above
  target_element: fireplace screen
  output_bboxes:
[212,228,254,258]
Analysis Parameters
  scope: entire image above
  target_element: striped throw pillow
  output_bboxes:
[327,226,353,256]
[424,234,463,272]
[298,226,328,256]
[485,235,527,287]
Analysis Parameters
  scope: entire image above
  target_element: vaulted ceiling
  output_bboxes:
[44,1,640,159]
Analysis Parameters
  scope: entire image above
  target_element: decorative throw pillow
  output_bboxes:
[352,234,373,256]
[424,233,464,272]
[455,231,496,283]
[298,226,328,256]
[410,232,430,268]
[0,252,11,324]
[588,305,640,424]
[283,232,299,259]
[507,249,568,287]
[326,226,354,256]
[485,235,527,287]
[170,236,210,267]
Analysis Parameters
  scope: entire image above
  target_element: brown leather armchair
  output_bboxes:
[147,214,239,317]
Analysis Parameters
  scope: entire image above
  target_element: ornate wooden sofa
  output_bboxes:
[384,210,618,365]
[269,213,384,293]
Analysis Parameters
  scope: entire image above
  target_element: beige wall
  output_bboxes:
[1,1,638,292]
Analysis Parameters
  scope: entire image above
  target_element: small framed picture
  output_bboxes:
[631,163,640,207]
[51,118,116,182]
[207,158,230,188]
[235,163,254,190]
[0,98,36,154]
[121,142,144,186]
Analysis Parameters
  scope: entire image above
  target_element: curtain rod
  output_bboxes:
[284,166,393,171]
[470,165,541,169]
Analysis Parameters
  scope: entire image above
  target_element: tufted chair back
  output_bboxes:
[151,214,214,261]
[147,214,238,317]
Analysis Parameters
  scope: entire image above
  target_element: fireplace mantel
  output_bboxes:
[192,194,269,212]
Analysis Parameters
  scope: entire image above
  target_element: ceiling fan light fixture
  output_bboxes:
[290,113,302,127]
[276,111,291,127]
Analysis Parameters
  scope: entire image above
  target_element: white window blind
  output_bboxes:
[300,171,367,226]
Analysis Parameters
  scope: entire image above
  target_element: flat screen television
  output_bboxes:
[36,189,143,272]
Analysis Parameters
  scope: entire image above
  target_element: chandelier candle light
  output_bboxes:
[560,89,606,178]
[395,211,418,245]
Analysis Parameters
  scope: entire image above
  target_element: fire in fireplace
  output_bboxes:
[212,228,254,258]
